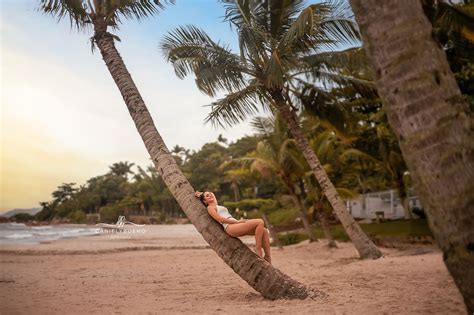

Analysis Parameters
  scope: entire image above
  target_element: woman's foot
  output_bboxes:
[264,255,272,265]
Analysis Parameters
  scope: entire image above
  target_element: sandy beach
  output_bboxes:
[0,224,466,314]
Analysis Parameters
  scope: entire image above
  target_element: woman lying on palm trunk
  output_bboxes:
[195,191,272,264]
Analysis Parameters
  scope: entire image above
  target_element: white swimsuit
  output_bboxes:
[216,205,237,230]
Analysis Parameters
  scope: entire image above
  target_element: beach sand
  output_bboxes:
[0,225,466,314]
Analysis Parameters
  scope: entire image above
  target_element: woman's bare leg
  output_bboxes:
[254,221,264,258]
[226,219,265,258]
[262,228,271,264]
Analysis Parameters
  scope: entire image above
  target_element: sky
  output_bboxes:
[0,0,269,212]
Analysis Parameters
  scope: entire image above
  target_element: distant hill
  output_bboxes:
[0,208,42,218]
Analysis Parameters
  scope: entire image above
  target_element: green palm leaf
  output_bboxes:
[161,24,249,96]
[39,0,89,30]
[204,82,268,128]
[39,0,172,31]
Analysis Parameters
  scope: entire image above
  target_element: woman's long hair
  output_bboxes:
[197,190,210,206]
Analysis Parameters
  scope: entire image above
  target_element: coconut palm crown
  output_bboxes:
[39,0,173,49]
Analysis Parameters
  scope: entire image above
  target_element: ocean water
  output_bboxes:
[0,223,100,245]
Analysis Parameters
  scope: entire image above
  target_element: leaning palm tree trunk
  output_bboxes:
[91,20,315,300]
[272,91,382,259]
[350,0,474,311]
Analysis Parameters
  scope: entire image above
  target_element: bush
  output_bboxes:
[68,210,86,224]
[11,213,34,222]
[99,204,124,223]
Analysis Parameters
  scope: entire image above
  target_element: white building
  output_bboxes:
[346,189,422,219]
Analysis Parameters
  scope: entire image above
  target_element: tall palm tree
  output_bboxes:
[161,0,382,258]
[350,0,474,311]
[38,0,313,300]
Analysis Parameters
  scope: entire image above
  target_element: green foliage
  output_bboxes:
[224,198,277,212]
[12,213,35,222]
[99,204,125,224]
[423,1,474,106]
[268,207,300,225]
[184,142,228,191]
[68,210,86,224]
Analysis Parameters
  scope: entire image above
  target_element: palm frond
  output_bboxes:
[436,2,474,43]
[238,23,270,65]
[340,148,380,166]
[39,0,90,31]
[279,138,307,174]
[278,3,330,54]
[265,51,285,88]
[104,0,174,29]
[161,25,249,96]
[316,0,361,49]
[277,0,359,56]
[300,69,374,92]
[39,0,173,31]
[221,0,253,28]
[250,116,274,137]
[300,47,369,74]
[267,0,307,39]
[204,83,265,128]
[335,187,358,199]
[230,155,277,179]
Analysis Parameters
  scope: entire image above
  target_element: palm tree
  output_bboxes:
[222,168,244,202]
[109,161,135,179]
[301,128,361,248]
[342,111,412,219]
[161,0,382,259]
[52,182,78,204]
[350,0,474,311]
[38,0,313,300]
[236,115,318,242]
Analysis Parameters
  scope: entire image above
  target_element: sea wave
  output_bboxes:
[4,233,34,239]
[0,223,99,245]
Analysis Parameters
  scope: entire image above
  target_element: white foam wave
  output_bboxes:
[4,233,34,239]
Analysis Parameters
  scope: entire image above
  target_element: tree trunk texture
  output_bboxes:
[261,212,283,249]
[350,0,474,311]
[273,93,382,259]
[315,202,337,248]
[91,24,320,300]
